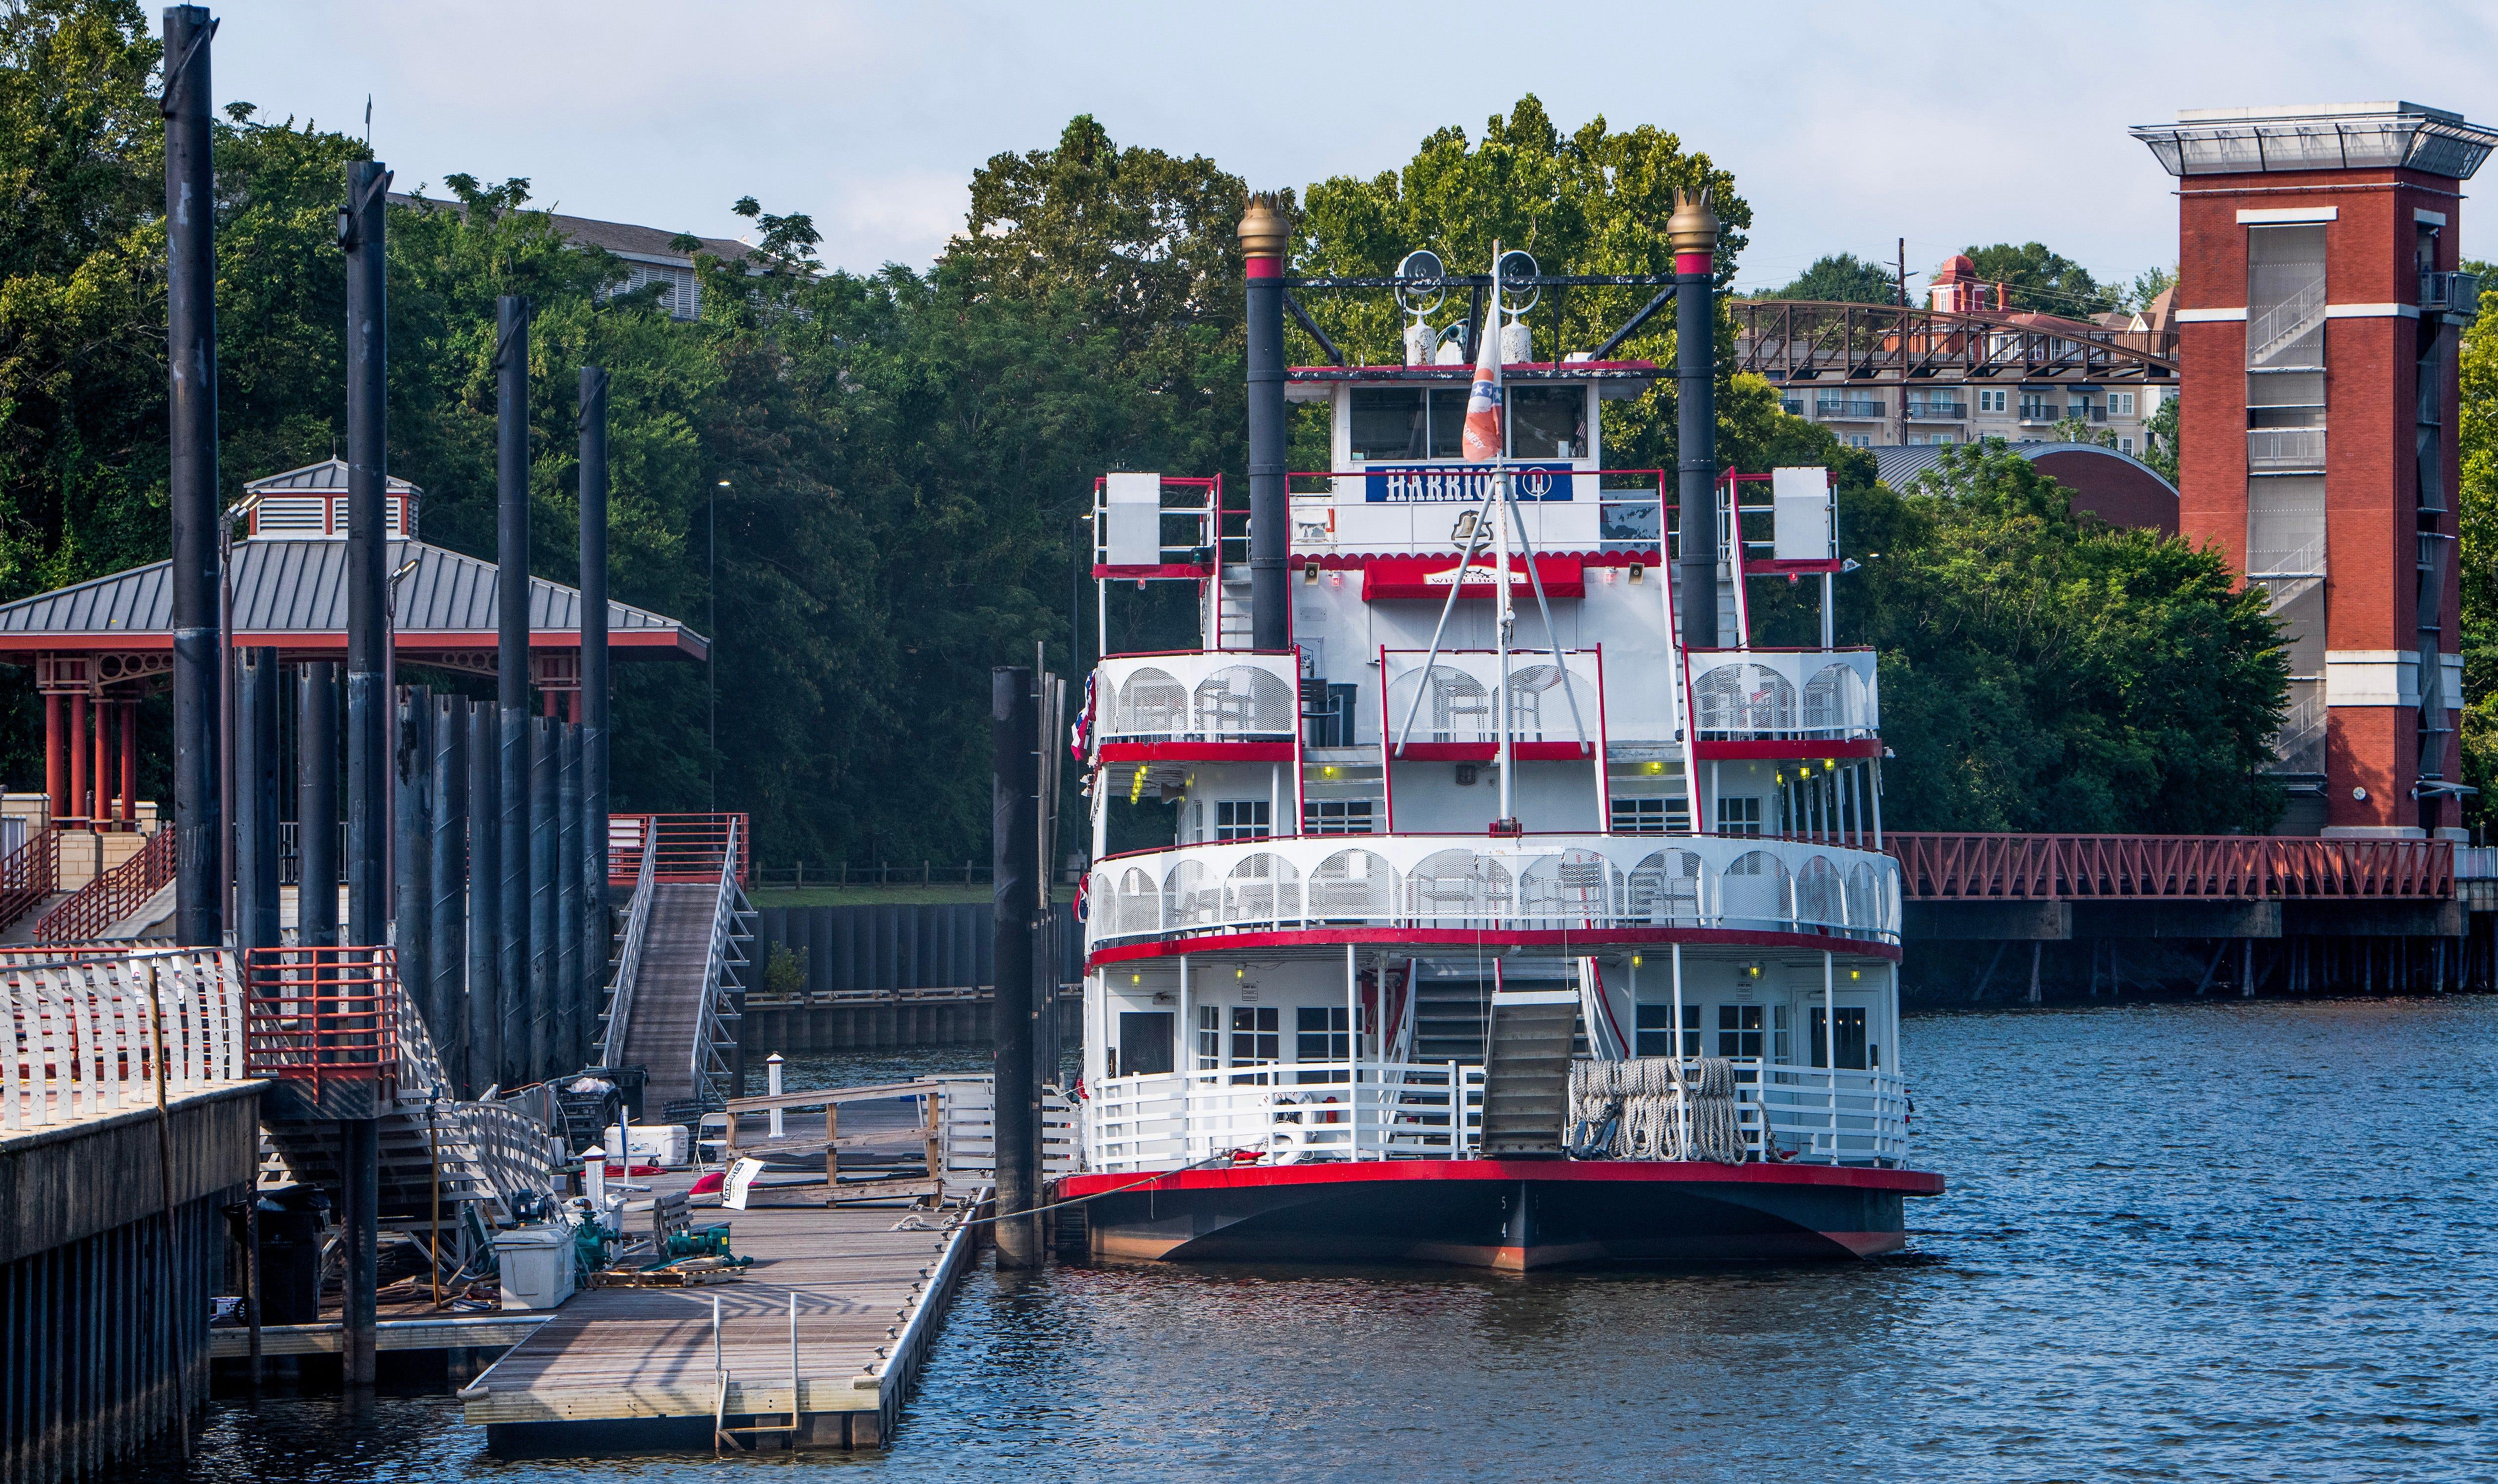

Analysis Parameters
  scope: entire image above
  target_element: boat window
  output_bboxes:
[1196,1004,1223,1071]
[1634,1002,1699,1058]
[1716,797,1763,837]
[1508,386,1586,459]
[1427,388,1469,458]
[1717,1004,1763,1059]
[1771,1003,1792,1064]
[1349,388,1426,461]
[1230,1005,1280,1065]
[1295,1005,1350,1062]
[1119,1011,1176,1077]
[1810,1006,1869,1070]
[1215,800,1271,841]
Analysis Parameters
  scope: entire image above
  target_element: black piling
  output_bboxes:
[990,667,1041,1268]
[1671,192,1722,652]
[557,721,583,1068]
[429,693,469,1095]
[466,699,503,1092]
[234,648,282,955]
[297,663,339,947]
[394,686,432,1057]
[495,295,532,1085]
[529,716,558,1078]
[165,3,220,947]
[579,367,612,1058]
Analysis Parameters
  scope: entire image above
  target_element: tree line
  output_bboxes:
[0,0,2296,863]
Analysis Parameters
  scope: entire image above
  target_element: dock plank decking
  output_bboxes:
[460,1188,982,1452]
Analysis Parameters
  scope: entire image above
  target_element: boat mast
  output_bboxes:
[1491,240,1515,830]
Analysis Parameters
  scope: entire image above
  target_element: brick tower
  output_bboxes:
[2133,103,2498,838]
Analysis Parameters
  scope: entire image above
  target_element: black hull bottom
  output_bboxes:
[1065,1162,1926,1270]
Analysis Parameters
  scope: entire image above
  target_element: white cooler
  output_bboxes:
[493,1226,577,1310]
[603,1123,693,1167]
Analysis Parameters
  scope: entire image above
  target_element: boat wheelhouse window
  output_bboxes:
[1230,1006,1280,1065]
[1303,798,1375,835]
[1717,1004,1764,1059]
[1634,1002,1699,1059]
[1427,388,1469,458]
[1610,796,1687,834]
[1216,800,1272,841]
[1349,388,1427,461]
[1508,386,1587,460]
[1118,1011,1176,1077]
[1716,797,1762,836]
[1810,1006,1869,1070]
[1196,1005,1223,1070]
[1296,1006,1350,1070]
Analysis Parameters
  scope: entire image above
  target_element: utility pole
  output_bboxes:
[1898,236,1911,448]
[164,4,221,947]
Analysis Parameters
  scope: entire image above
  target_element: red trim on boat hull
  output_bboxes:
[1086,926,1904,969]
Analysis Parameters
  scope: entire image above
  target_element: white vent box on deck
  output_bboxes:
[1104,471,1164,567]
[492,1226,577,1310]
[1771,466,1836,562]
[602,1123,692,1167]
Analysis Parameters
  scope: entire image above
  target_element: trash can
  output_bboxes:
[493,1226,578,1311]
[253,1184,330,1325]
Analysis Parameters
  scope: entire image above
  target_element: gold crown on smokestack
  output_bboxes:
[1667,188,1720,255]
[1238,193,1288,260]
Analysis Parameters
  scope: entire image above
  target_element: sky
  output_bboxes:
[206,1,2498,293]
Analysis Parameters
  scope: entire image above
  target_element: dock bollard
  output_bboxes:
[584,1145,607,1207]
[767,1053,784,1140]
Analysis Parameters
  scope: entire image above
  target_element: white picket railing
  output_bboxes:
[1685,648,1880,741]
[1,949,248,1131]
[1084,834,1901,952]
[931,1075,1080,1179]
[1093,652,1300,745]
[1076,1057,1905,1174]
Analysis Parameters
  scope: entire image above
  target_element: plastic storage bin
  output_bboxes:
[493,1225,578,1310]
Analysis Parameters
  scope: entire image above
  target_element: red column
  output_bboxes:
[66,692,87,825]
[93,697,109,829]
[118,701,137,824]
[566,691,581,724]
[43,692,64,824]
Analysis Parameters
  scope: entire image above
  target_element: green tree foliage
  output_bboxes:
[1958,241,2117,319]
[2125,264,2177,312]
[1843,442,2285,832]
[2455,279,2498,830]
[2142,394,2180,483]
[1762,252,1898,304]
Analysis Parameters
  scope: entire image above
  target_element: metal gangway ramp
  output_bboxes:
[601,814,754,1120]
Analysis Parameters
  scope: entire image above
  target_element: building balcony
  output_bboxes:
[1905,401,1968,421]
[1813,398,1886,420]
[2249,427,2326,472]
[1686,648,1881,755]
[1093,651,1301,760]
[1082,832,1902,957]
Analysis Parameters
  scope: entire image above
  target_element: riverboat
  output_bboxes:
[1058,202,1942,1269]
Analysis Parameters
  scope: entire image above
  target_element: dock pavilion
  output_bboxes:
[0,459,706,832]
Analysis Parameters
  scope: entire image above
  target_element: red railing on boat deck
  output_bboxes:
[34,825,175,943]
[243,944,399,1104]
[608,813,748,887]
[1885,833,2452,902]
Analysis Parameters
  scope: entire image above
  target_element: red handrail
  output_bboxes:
[0,826,59,931]
[607,813,748,887]
[1885,833,2453,902]
[243,944,399,1104]
[35,826,175,943]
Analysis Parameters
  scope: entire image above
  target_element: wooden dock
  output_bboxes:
[457,1084,987,1454]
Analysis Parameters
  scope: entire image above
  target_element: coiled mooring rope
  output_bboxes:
[1567,1056,1744,1163]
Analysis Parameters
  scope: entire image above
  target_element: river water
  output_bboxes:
[151,998,2496,1482]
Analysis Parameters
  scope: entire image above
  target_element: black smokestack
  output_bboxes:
[1239,196,1288,652]
[1670,190,1722,653]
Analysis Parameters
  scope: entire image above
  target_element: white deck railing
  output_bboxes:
[1382,649,1605,751]
[1686,648,1879,741]
[1077,1057,1905,1173]
[1084,834,1901,951]
[2,949,247,1131]
[1094,652,1301,746]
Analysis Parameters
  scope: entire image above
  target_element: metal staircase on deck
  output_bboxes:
[598,814,753,1122]
[1478,987,1580,1156]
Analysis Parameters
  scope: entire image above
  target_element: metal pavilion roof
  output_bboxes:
[0,538,706,662]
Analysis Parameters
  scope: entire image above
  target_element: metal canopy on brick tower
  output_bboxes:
[2133,102,2498,840]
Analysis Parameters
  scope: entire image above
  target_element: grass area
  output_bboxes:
[746,883,1075,908]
